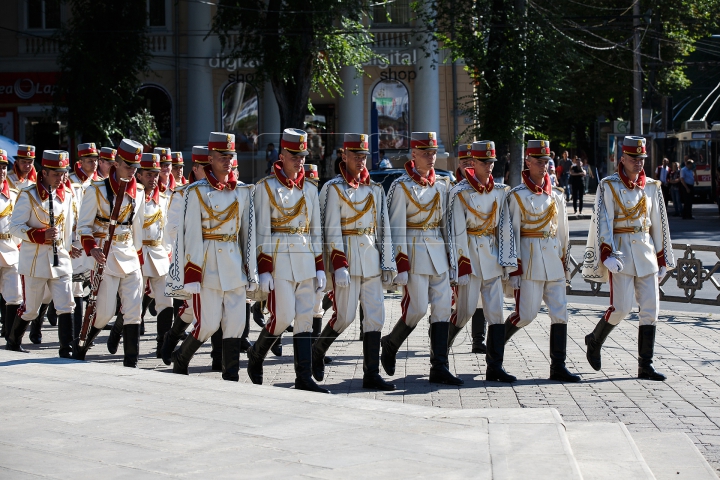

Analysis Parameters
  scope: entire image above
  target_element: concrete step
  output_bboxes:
[565,422,656,480]
[631,430,720,480]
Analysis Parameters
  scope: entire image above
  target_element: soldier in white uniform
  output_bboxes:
[155,147,175,194]
[169,132,257,381]
[74,139,145,367]
[501,140,580,382]
[248,128,328,393]
[312,133,397,391]
[583,136,675,381]
[448,141,518,382]
[382,131,463,386]
[7,151,78,357]
[0,150,22,342]
[8,145,38,190]
[171,151,188,186]
[97,147,116,179]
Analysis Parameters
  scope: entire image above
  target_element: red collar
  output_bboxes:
[145,184,160,204]
[272,160,305,190]
[455,167,466,182]
[522,170,552,195]
[465,169,494,194]
[108,166,138,199]
[73,161,99,182]
[159,174,176,193]
[36,181,65,203]
[181,176,188,185]
[174,174,188,185]
[405,161,435,187]
[13,162,37,183]
[203,164,237,191]
[619,164,646,190]
[339,161,370,189]
[0,179,9,199]
[65,178,75,197]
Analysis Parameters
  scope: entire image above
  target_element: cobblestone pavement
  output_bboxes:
[16,295,720,474]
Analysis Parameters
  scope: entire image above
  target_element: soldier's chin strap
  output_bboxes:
[104,176,135,225]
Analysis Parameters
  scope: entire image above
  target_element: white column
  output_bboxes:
[338,66,365,134]
[261,81,281,148]
[185,1,215,148]
[413,35,444,151]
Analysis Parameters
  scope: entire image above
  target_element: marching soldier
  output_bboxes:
[247,128,328,393]
[501,140,580,382]
[382,132,463,386]
[454,143,473,183]
[7,151,78,357]
[583,136,675,381]
[8,145,38,190]
[169,132,257,381]
[155,147,176,193]
[312,133,397,391]
[70,143,101,186]
[447,141,518,382]
[97,147,116,179]
[171,151,188,186]
[0,150,22,341]
[74,139,145,367]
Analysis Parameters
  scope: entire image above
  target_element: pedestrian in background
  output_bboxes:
[560,151,572,201]
[655,158,669,207]
[569,156,586,214]
[582,159,593,193]
[667,162,682,216]
[265,143,278,174]
[680,159,696,220]
[548,165,557,186]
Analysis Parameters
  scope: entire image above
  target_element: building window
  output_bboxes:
[371,0,411,26]
[148,0,166,27]
[372,80,409,150]
[138,85,173,147]
[27,0,61,30]
[222,82,259,153]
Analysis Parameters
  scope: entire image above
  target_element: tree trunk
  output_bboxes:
[508,135,524,187]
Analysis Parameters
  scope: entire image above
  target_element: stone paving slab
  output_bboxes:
[10,296,720,475]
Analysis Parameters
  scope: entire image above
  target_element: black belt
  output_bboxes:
[95,215,132,226]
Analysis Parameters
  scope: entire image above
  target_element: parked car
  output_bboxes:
[369,168,456,193]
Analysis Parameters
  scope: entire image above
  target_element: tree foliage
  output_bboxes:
[211,0,376,133]
[54,0,158,146]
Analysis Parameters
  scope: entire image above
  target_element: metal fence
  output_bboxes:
[566,240,720,306]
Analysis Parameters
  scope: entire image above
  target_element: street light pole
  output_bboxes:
[633,0,642,135]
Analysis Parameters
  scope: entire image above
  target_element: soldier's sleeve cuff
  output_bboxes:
[656,250,667,268]
[137,249,144,266]
[315,255,325,272]
[26,228,47,245]
[257,253,273,274]
[330,249,349,271]
[600,243,613,262]
[510,259,522,276]
[457,256,473,277]
[81,235,98,255]
[395,252,410,273]
[184,262,202,284]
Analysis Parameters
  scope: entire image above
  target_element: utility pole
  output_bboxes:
[632,0,642,135]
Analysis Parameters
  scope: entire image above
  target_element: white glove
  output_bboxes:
[393,271,409,286]
[502,267,511,281]
[381,271,393,284]
[457,274,470,286]
[509,276,521,290]
[449,269,457,283]
[259,272,274,293]
[246,282,258,292]
[184,282,200,295]
[316,270,326,292]
[603,256,624,274]
[334,267,350,288]
[657,266,667,280]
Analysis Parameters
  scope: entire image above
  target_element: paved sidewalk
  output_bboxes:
[15,296,720,474]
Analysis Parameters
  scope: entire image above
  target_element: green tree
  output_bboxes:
[211,0,375,133]
[54,0,159,146]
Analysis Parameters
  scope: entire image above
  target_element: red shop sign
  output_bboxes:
[0,72,59,104]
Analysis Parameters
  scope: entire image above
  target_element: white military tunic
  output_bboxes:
[7,164,37,190]
[140,185,172,311]
[0,180,22,304]
[164,183,194,324]
[68,163,98,294]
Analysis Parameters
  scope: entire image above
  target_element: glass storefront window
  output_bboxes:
[222,82,259,153]
[372,80,409,150]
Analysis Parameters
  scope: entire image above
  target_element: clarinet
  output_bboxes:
[48,187,59,267]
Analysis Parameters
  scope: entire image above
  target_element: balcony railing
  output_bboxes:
[371,30,412,49]
[21,36,59,55]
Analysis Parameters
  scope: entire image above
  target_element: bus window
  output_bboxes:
[682,140,706,164]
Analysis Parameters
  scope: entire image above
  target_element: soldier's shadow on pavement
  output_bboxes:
[0,357,78,367]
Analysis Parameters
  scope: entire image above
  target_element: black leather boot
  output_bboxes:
[271,332,283,356]
[246,328,280,384]
[549,324,581,382]
[29,303,49,344]
[294,333,330,393]
[6,313,30,353]
[155,307,174,358]
[122,324,140,368]
[471,309,487,354]
[362,331,396,391]
[485,324,516,382]
[585,319,616,371]
[312,317,332,364]
[638,325,666,381]
[162,317,191,366]
[3,304,19,342]
[72,297,84,339]
[359,306,364,341]
[240,306,252,353]
[311,324,339,381]
[222,338,241,381]
[148,298,157,317]
[47,301,57,327]
[380,320,415,376]
[0,295,6,338]
[72,326,102,360]
[57,313,74,358]
[250,301,265,327]
[321,293,333,312]
[447,322,463,348]
[429,322,464,385]
[141,294,152,321]
[106,313,124,354]
[172,335,203,375]
[210,328,223,371]
[504,318,521,345]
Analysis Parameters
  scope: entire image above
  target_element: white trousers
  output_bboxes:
[506,279,568,328]
[401,271,452,328]
[312,290,325,317]
[266,277,314,335]
[144,276,174,311]
[179,298,193,323]
[604,272,658,326]
[452,275,504,328]
[329,274,384,334]
[72,281,84,297]
[190,286,246,341]
[0,265,22,304]
[20,275,74,320]
[94,269,143,328]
